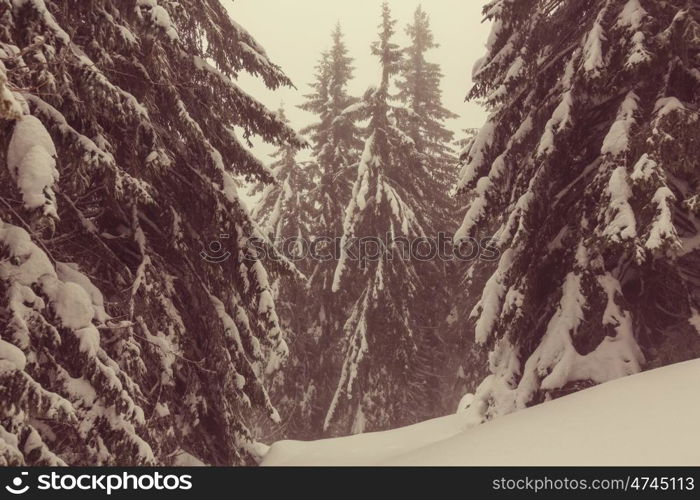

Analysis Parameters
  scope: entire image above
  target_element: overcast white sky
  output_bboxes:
[222,0,491,163]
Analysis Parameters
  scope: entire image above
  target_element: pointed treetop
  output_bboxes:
[407,4,437,51]
[396,2,458,153]
[332,20,344,41]
[372,2,401,87]
[276,103,289,123]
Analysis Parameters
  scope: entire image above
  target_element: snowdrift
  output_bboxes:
[262,359,700,466]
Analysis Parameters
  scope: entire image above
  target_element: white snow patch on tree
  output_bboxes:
[457,119,496,190]
[45,281,93,330]
[7,115,59,218]
[654,97,685,121]
[583,13,607,75]
[601,91,638,155]
[0,338,27,371]
[0,65,24,119]
[55,263,110,324]
[690,309,700,335]
[455,177,491,240]
[173,450,207,466]
[137,0,178,40]
[624,31,650,68]
[471,249,513,344]
[523,272,587,393]
[603,166,637,242]
[617,0,646,30]
[537,91,573,156]
[630,153,656,182]
[645,187,680,252]
[512,271,643,408]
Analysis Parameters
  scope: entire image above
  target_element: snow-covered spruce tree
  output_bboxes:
[0,0,303,465]
[299,24,363,277]
[394,6,470,418]
[396,5,458,170]
[253,27,363,441]
[325,3,449,434]
[268,24,367,438]
[456,0,700,423]
[249,106,321,440]
[455,128,479,157]
[300,23,363,186]
[300,23,363,277]
[252,106,315,262]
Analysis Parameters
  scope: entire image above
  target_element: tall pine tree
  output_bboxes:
[299,23,363,339]
[456,0,700,423]
[250,105,323,440]
[254,26,365,440]
[0,0,303,465]
[263,25,364,439]
[394,6,466,418]
[326,3,451,434]
[396,5,458,164]
[252,106,314,259]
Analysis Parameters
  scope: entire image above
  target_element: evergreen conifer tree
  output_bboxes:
[395,5,467,419]
[299,23,363,340]
[396,5,458,164]
[0,0,303,465]
[254,25,364,440]
[252,106,314,258]
[259,25,365,439]
[456,0,700,423]
[326,3,451,434]
[250,106,325,439]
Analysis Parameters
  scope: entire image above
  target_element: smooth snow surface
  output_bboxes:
[263,360,700,466]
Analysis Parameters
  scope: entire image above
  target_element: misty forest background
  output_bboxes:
[0,0,699,466]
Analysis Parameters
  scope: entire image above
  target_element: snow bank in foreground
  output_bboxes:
[262,360,700,466]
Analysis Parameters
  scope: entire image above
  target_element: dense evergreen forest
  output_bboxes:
[0,0,698,466]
